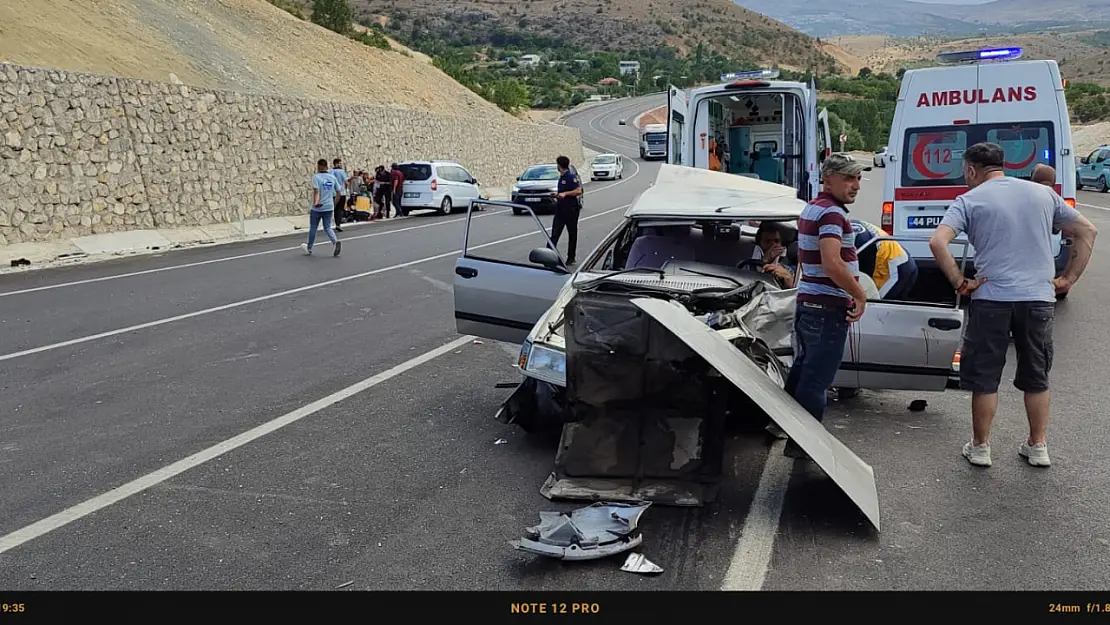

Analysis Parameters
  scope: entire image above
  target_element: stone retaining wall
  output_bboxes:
[0,63,583,245]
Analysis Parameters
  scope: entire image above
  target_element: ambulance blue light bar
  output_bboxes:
[937,47,1024,63]
[720,69,780,81]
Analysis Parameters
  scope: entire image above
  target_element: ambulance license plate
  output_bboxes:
[907,215,943,229]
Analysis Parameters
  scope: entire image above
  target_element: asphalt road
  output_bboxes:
[0,94,1108,591]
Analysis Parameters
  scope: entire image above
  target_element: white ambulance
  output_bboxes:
[880,47,1076,293]
[666,69,832,202]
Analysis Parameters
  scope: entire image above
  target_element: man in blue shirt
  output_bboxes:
[550,155,583,264]
[302,158,342,257]
[330,158,349,232]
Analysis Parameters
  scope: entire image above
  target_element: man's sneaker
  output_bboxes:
[1019,441,1051,467]
[962,441,992,467]
[301,243,311,255]
[333,240,342,257]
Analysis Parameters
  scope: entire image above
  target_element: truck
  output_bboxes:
[639,123,668,160]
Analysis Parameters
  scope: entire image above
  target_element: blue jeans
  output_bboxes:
[307,209,337,248]
[784,303,851,422]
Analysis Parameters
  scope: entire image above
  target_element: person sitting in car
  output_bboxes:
[751,222,795,288]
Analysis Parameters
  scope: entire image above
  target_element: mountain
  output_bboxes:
[350,0,841,73]
[0,0,507,118]
[733,0,1110,37]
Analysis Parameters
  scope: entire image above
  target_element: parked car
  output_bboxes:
[873,146,887,168]
[590,153,624,181]
[1076,145,1110,192]
[397,160,482,215]
[509,163,579,215]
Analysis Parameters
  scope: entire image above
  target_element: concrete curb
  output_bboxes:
[0,188,511,276]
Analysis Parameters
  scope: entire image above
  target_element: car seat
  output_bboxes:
[626,227,697,269]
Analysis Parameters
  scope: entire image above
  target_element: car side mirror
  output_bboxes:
[470,178,478,185]
[529,247,566,271]
[1080,157,1089,164]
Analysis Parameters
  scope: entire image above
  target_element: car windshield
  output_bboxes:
[645,132,666,141]
[595,155,616,164]
[520,165,560,181]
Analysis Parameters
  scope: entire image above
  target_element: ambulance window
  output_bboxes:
[985,126,1053,180]
[902,129,967,186]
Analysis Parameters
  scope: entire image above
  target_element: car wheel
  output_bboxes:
[439,196,453,215]
[1100,176,1109,193]
[1076,173,1083,190]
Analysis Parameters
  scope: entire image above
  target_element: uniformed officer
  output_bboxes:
[551,155,583,264]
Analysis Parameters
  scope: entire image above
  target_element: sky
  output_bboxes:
[909,0,994,3]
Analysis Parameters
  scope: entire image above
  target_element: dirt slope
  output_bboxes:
[353,0,843,73]
[0,0,507,117]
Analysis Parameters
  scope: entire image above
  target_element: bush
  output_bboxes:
[311,0,353,35]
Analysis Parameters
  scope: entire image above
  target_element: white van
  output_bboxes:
[397,160,483,216]
[880,47,1076,291]
[666,69,832,202]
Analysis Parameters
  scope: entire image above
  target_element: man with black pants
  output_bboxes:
[550,155,583,264]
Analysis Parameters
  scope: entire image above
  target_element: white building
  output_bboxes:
[618,60,640,76]
[519,54,541,68]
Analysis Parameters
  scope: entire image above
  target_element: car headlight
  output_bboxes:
[521,342,566,386]
[511,185,520,194]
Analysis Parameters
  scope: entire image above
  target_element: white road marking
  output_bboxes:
[0,210,509,299]
[720,439,794,591]
[0,204,631,364]
[409,269,453,293]
[0,334,476,555]
[1078,202,1110,212]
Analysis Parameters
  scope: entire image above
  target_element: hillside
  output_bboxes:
[0,0,506,118]
[350,0,842,74]
[733,0,1110,37]
[834,32,1110,86]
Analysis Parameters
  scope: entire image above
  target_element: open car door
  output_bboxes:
[666,85,687,165]
[453,199,572,344]
[849,235,966,391]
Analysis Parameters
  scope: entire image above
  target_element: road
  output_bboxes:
[0,94,1108,591]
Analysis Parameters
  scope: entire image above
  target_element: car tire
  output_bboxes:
[1100,176,1109,193]
[439,196,453,215]
[1076,173,1083,190]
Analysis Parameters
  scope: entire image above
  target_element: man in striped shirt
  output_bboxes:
[783,154,871,457]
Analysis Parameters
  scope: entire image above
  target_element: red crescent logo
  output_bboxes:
[1004,140,1038,170]
[911,133,948,179]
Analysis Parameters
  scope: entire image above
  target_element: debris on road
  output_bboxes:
[620,552,663,575]
[909,400,928,412]
[336,580,354,589]
[494,438,507,445]
[473,339,484,344]
[510,501,650,561]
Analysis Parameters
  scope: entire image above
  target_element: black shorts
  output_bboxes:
[960,299,1055,394]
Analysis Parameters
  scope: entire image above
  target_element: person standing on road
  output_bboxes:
[782,154,870,458]
[1032,163,1055,187]
[330,158,349,232]
[390,163,406,217]
[929,143,1097,468]
[301,158,342,257]
[550,155,583,265]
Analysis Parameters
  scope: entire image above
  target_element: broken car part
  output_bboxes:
[631,297,881,531]
[620,552,664,575]
[510,502,651,561]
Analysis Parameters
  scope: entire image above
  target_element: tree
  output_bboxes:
[312,0,353,35]
[858,67,872,79]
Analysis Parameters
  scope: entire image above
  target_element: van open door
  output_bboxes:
[666,85,687,165]
[818,108,832,161]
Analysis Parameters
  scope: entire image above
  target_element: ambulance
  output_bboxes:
[880,47,1076,296]
[666,69,832,201]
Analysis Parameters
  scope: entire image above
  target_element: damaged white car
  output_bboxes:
[453,165,967,531]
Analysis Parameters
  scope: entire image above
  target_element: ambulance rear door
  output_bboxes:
[889,64,980,263]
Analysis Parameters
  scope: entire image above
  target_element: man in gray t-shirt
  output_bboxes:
[930,142,1097,470]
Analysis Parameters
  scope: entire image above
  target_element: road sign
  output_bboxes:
[840,134,847,143]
